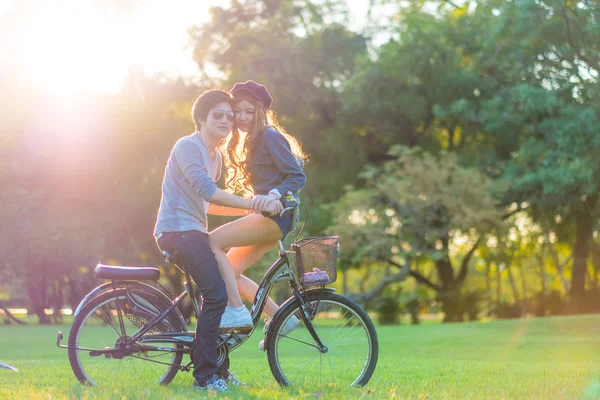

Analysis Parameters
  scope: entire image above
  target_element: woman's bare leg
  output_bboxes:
[209,213,282,309]
[226,244,280,317]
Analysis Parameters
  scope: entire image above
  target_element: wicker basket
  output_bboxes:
[291,236,339,287]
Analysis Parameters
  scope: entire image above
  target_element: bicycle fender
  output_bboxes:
[73,282,115,317]
[74,281,166,317]
[73,282,185,330]
[264,288,336,351]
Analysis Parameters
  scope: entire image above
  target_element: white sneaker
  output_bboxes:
[225,372,252,387]
[220,306,253,329]
[193,374,229,392]
[258,315,300,351]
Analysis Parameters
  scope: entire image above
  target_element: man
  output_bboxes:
[154,89,280,391]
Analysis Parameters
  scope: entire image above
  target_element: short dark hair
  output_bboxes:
[191,89,232,130]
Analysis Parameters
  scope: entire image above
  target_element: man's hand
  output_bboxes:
[263,198,283,216]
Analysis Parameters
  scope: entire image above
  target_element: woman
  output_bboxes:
[209,81,307,350]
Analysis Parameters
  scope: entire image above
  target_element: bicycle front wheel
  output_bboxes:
[267,291,378,387]
[68,286,186,386]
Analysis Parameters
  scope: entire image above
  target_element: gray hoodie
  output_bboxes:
[154,133,222,235]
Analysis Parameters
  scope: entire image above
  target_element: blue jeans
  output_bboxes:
[156,230,229,384]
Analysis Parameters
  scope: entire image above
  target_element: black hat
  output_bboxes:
[230,80,273,109]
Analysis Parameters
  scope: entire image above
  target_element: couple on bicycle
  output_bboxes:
[153,81,307,391]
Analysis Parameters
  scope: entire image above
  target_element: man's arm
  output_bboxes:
[174,141,262,211]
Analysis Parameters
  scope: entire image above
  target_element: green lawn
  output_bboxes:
[0,315,599,399]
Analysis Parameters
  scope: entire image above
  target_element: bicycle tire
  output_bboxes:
[68,286,186,386]
[267,291,378,387]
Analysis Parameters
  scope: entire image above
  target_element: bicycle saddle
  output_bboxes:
[94,264,160,281]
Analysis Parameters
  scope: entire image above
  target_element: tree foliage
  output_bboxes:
[331,145,504,320]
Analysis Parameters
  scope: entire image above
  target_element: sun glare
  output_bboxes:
[5,0,222,95]
[18,1,132,94]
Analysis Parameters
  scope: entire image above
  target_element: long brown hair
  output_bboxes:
[222,93,307,197]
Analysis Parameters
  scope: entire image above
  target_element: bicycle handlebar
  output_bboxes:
[279,205,297,217]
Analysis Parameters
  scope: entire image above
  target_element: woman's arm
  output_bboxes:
[264,129,306,196]
[207,204,250,216]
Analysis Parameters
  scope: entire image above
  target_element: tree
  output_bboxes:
[361,0,600,307]
[331,145,504,321]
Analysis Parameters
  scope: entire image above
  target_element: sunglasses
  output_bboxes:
[211,109,235,122]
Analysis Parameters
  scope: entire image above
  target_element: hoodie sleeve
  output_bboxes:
[173,139,218,201]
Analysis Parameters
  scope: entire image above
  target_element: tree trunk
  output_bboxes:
[486,261,492,316]
[435,236,455,290]
[519,264,528,315]
[570,195,598,303]
[549,245,571,292]
[359,267,371,293]
[27,277,50,324]
[506,263,521,309]
[349,258,412,304]
[0,303,26,325]
[539,243,546,294]
[440,288,463,323]
[592,243,600,290]
[593,259,598,290]
[496,262,502,307]
[436,245,460,322]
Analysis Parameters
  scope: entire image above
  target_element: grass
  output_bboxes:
[0,314,599,399]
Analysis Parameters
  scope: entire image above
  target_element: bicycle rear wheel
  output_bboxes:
[68,285,186,386]
[267,291,378,387]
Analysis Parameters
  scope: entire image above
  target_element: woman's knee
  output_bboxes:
[208,232,227,253]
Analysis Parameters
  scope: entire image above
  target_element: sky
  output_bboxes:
[0,0,379,95]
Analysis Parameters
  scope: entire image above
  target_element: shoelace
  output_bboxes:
[210,378,229,391]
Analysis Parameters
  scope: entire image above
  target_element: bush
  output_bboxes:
[404,297,420,325]
[372,290,403,325]
[460,290,484,321]
[566,288,600,314]
[531,290,567,317]
[438,289,484,322]
[496,301,522,319]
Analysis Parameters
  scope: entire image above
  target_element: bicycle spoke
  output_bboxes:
[291,350,320,384]
[277,332,321,349]
[328,322,365,347]
[272,296,377,388]
[69,290,185,386]
[96,304,121,337]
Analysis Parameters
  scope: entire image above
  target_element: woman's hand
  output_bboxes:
[251,195,270,213]
[263,198,283,216]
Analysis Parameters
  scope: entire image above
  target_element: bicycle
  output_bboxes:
[57,204,379,388]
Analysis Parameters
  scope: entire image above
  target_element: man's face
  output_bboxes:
[202,101,234,140]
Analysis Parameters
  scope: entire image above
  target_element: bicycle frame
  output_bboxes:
[139,245,300,349]
[58,236,328,358]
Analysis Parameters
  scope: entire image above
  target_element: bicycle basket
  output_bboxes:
[291,236,339,287]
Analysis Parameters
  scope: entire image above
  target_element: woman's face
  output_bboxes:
[233,100,255,133]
